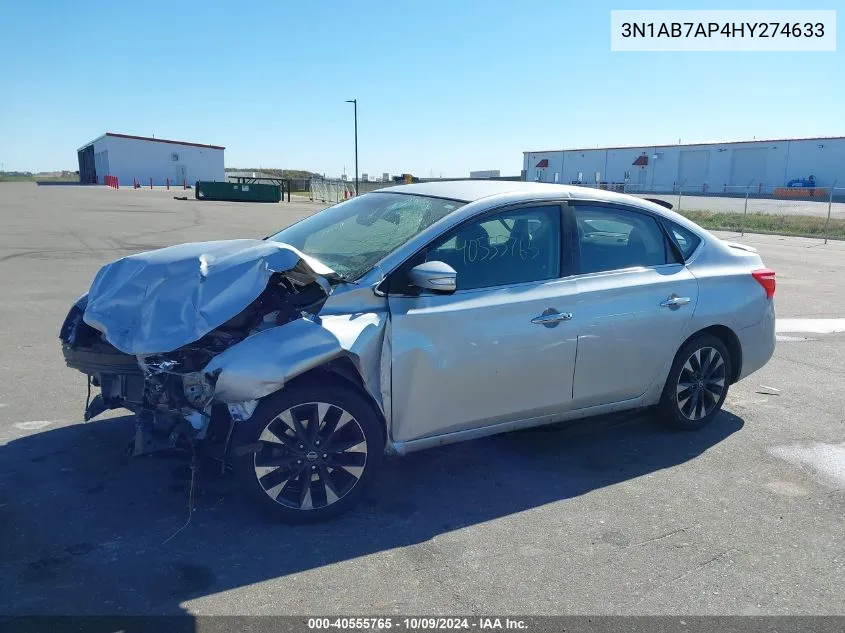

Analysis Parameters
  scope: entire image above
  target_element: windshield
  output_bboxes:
[267,192,464,280]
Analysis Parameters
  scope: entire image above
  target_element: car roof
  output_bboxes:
[376,180,580,202]
[373,180,709,238]
[374,180,669,205]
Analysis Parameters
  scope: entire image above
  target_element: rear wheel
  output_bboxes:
[658,334,731,430]
[231,378,383,523]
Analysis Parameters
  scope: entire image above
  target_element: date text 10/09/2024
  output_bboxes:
[621,22,825,38]
[307,617,528,630]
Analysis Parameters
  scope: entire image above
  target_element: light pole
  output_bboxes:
[345,99,358,196]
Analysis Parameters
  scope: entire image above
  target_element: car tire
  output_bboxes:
[230,376,384,523]
[658,334,732,431]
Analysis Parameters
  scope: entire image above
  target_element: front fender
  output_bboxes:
[204,313,387,413]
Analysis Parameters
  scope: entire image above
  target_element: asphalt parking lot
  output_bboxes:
[0,183,843,616]
[625,192,845,219]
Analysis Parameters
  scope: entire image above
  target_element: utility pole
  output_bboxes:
[345,99,358,195]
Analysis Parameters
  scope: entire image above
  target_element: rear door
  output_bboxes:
[569,202,699,408]
[387,203,579,443]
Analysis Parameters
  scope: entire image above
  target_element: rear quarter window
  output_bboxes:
[666,222,702,260]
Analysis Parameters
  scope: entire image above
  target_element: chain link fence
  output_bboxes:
[304,176,844,242]
[308,178,356,204]
[575,181,844,243]
[307,178,400,202]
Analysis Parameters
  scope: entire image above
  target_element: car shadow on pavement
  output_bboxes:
[0,408,743,618]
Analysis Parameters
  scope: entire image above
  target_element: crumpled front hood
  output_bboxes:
[82,239,336,355]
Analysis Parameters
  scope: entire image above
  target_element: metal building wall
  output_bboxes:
[563,150,607,184]
[523,137,845,193]
[93,148,110,184]
[100,136,224,187]
[781,139,845,187]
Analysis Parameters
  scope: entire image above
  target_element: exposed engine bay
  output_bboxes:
[61,269,333,456]
[58,238,395,464]
[140,273,328,374]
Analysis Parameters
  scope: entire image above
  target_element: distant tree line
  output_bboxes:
[224,168,319,179]
[0,170,79,181]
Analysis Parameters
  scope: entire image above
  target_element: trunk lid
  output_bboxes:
[720,238,765,269]
[722,240,758,253]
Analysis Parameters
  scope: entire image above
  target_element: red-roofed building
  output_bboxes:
[77,133,225,186]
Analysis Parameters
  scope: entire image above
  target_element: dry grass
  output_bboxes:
[680,209,845,240]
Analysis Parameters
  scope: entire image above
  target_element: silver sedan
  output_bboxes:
[60,181,776,522]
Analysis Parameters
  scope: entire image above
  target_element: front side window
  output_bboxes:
[422,206,562,291]
[574,205,672,274]
[266,193,463,280]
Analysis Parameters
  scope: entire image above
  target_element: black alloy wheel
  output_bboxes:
[231,377,383,522]
[658,334,731,430]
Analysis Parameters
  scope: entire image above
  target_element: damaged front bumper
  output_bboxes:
[60,296,145,420]
[60,295,277,455]
[60,239,389,459]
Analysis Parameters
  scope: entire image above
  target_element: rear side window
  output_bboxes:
[665,221,702,260]
[573,205,671,274]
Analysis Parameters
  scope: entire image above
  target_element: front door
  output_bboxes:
[569,203,699,408]
[387,204,578,443]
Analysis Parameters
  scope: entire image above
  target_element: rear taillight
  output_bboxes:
[752,268,776,299]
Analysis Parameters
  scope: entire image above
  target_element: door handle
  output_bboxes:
[531,309,573,327]
[660,295,691,309]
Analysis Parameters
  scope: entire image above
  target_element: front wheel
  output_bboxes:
[230,377,384,523]
[658,334,731,431]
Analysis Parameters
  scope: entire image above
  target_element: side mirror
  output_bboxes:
[408,260,457,294]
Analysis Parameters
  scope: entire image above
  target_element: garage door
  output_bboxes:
[729,147,768,187]
[77,145,96,184]
[678,150,710,186]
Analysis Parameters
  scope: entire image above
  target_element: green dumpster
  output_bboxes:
[195,181,281,203]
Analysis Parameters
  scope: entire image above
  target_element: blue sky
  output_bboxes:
[0,1,840,176]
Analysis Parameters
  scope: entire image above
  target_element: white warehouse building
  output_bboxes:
[77,132,225,187]
[523,136,845,194]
